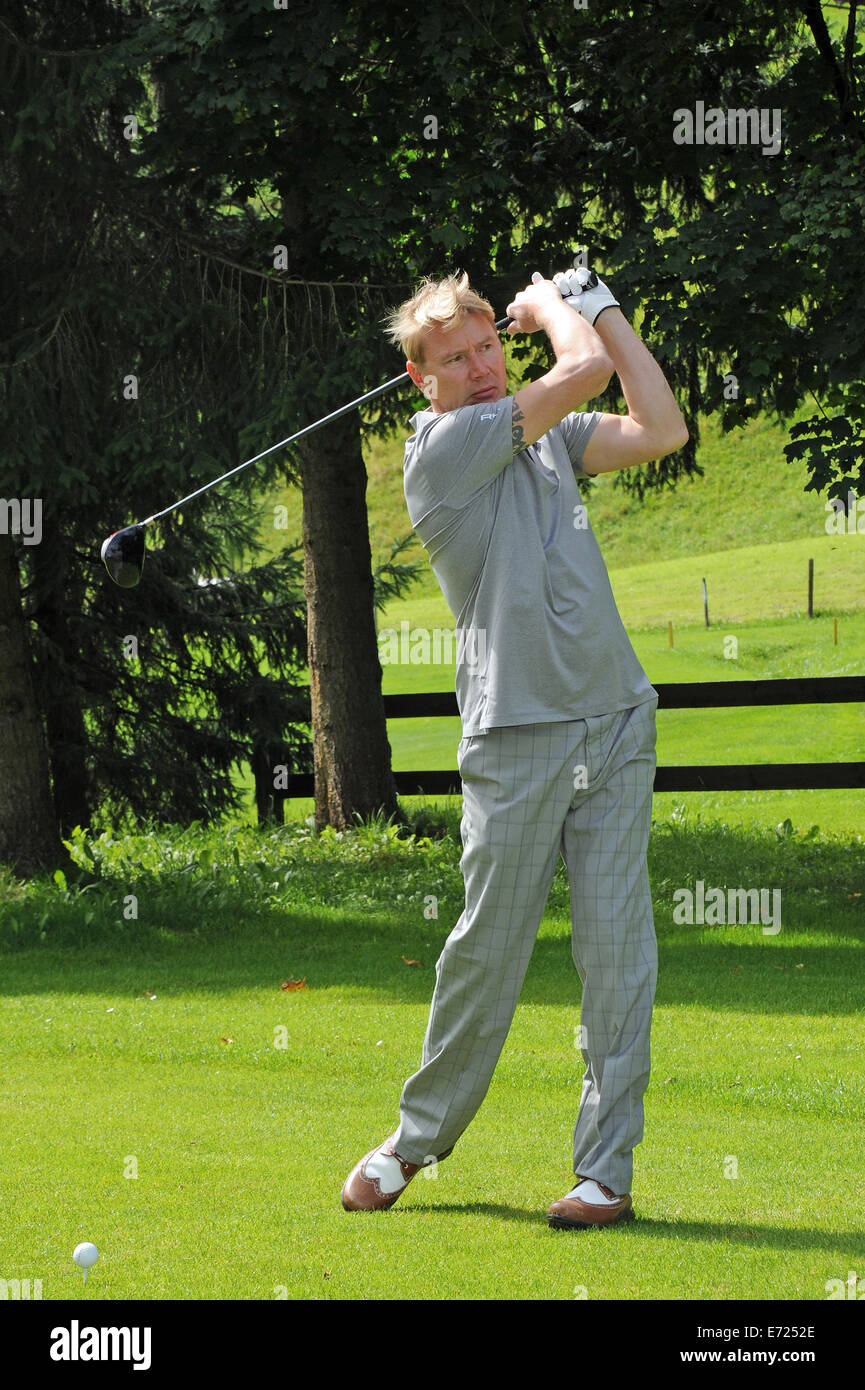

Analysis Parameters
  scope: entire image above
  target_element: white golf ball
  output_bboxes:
[73,1242,99,1270]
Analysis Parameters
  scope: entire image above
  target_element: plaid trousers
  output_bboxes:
[392,697,658,1194]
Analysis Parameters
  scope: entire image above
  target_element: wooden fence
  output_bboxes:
[277,677,865,797]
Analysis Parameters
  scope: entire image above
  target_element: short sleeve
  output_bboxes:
[556,410,602,478]
[403,396,514,519]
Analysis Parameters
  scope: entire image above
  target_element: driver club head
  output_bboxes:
[101,524,145,587]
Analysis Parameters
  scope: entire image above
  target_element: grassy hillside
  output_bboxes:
[233,401,864,835]
[251,403,856,618]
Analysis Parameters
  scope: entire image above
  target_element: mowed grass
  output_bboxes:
[0,816,863,1300]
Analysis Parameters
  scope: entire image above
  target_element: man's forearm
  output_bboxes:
[591,308,687,448]
[541,298,613,376]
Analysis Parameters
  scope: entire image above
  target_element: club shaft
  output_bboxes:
[140,315,513,528]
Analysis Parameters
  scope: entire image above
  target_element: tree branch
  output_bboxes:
[844,0,860,106]
[121,205,414,291]
[0,15,128,60]
[801,0,859,130]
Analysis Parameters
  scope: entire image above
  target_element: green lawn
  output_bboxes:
[0,816,862,1300]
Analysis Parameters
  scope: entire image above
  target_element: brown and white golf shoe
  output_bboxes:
[546,1177,635,1230]
[341,1135,424,1212]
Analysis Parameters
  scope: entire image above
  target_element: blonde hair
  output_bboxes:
[383,271,496,364]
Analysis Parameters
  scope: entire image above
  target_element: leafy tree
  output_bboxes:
[0,0,312,868]
[3,0,862,871]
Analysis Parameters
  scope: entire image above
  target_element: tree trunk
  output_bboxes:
[29,538,92,837]
[298,411,398,832]
[0,534,68,875]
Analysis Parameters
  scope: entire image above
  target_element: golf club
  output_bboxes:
[101,312,515,587]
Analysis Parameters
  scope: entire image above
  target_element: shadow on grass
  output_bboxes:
[0,904,861,1018]
[395,1202,865,1255]
[612,1218,865,1257]
[394,1200,540,1225]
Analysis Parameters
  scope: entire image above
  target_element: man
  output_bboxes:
[341,266,688,1229]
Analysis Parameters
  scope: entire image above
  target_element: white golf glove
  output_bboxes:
[552,266,620,326]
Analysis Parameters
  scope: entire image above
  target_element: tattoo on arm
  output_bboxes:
[512,399,526,455]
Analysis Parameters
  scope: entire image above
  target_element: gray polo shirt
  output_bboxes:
[402,394,657,736]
